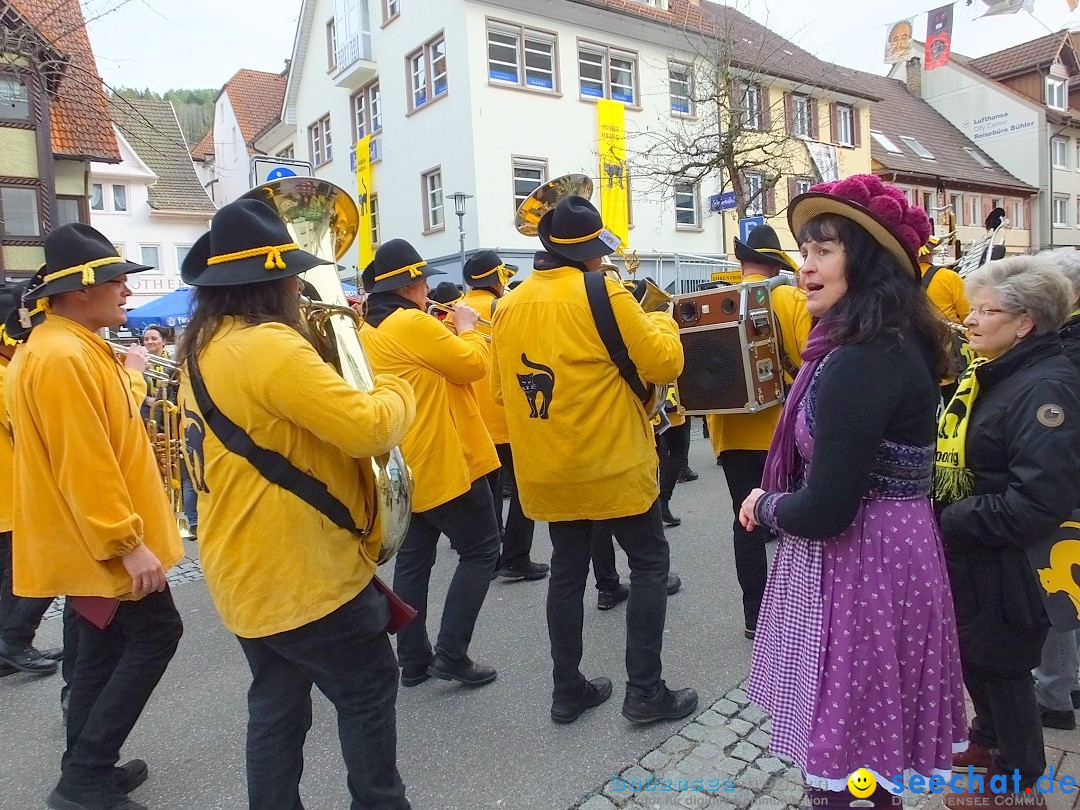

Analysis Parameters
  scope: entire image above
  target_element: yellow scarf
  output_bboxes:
[933,356,989,503]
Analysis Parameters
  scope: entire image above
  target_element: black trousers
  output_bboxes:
[718,450,770,631]
[0,530,52,648]
[487,444,536,568]
[392,478,500,672]
[60,588,182,788]
[590,525,620,592]
[965,661,1047,789]
[657,421,691,502]
[236,582,409,810]
[548,502,669,702]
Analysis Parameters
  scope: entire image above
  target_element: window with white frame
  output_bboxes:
[351,81,382,140]
[1075,196,1080,227]
[1047,76,1066,111]
[871,130,901,153]
[963,146,992,168]
[422,167,444,232]
[487,22,556,91]
[176,245,192,269]
[407,35,447,111]
[922,191,933,217]
[968,195,981,225]
[741,84,763,131]
[669,63,692,116]
[795,177,813,197]
[90,182,104,212]
[383,0,400,24]
[512,158,547,213]
[326,19,337,71]
[745,172,764,216]
[791,95,812,138]
[1012,199,1024,229]
[0,74,31,121]
[1075,141,1080,171]
[950,193,963,226]
[674,181,700,227]
[1052,137,1069,169]
[309,114,332,166]
[370,193,380,248]
[276,144,295,159]
[901,136,935,160]
[991,197,1003,211]
[1053,195,1069,226]
[577,43,637,104]
[139,244,161,269]
[835,104,854,146]
[88,182,128,214]
[112,184,128,212]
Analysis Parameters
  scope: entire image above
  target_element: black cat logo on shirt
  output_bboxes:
[517,354,554,419]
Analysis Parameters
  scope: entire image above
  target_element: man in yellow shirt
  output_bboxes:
[490,195,697,725]
[8,225,183,810]
[177,200,416,809]
[462,250,547,581]
[360,239,501,690]
[0,281,58,677]
[707,224,810,640]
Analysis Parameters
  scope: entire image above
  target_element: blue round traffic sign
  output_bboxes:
[267,167,298,180]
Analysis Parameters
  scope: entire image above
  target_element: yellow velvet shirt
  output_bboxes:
[6,316,182,599]
[707,276,810,455]
[460,288,510,446]
[490,266,684,522]
[921,262,970,324]
[177,319,415,638]
[360,307,498,513]
[0,356,13,533]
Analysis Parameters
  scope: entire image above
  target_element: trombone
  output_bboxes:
[425,299,493,342]
[107,341,181,383]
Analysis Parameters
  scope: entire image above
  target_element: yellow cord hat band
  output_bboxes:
[374,260,427,283]
[548,227,604,245]
[207,242,300,271]
[41,256,125,287]
[471,263,515,285]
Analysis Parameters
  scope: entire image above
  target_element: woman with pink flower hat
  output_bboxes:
[737,174,968,808]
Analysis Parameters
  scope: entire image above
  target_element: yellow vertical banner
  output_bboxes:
[355,135,374,270]
[597,99,628,248]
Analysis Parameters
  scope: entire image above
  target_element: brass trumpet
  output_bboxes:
[107,342,181,383]
[425,298,493,340]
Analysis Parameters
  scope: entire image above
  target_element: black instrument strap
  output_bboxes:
[186,353,365,538]
[583,271,649,404]
[920,264,941,290]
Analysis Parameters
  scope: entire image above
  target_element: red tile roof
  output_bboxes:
[572,0,879,100]
[192,127,214,160]
[969,31,1073,79]
[207,68,287,159]
[10,0,120,161]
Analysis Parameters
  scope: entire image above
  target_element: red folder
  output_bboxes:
[371,575,416,635]
[69,596,120,630]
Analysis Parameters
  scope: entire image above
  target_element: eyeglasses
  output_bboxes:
[970,307,1024,319]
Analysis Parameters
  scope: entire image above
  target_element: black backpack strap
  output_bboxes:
[583,271,649,404]
[187,353,365,538]
[920,264,941,290]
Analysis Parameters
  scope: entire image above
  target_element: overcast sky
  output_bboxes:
[83,0,1080,93]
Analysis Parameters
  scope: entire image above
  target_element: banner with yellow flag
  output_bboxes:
[355,136,374,270]
[597,98,629,248]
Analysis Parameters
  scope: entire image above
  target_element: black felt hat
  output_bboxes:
[464,250,517,288]
[733,224,799,272]
[430,281,463,305]
[362,239,444,294]
[537,196,621,262]
[181,199,328,287]
[1,269,47,344]
[25,224,152,301]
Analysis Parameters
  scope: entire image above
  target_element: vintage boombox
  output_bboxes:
[672,280,786,415]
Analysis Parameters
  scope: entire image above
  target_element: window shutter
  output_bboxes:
[761,85,772,130]
[784,92,793,136]
[829,102,838,145]
[810,99,819,140]
[787,177,797,204]
[729,79,742,123]
[765,182,776,216]
[852,105,862,147]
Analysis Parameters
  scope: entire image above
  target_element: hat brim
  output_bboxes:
[788,193,920,279]
[181,231,330,287]
[24,259,153,301]
[733,239,799,272]
[2,302,46,343]
[366,265,445,294]
[537,215,612,262]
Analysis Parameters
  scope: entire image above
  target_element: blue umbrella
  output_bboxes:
[125,287,193,330]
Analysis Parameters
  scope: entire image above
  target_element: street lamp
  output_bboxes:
[450,191,473,275]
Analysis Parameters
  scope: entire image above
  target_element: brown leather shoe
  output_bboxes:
[952,736,995,774]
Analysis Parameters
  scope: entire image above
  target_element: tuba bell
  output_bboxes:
[241,178,413,565]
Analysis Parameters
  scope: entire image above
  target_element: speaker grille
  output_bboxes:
[678,328,746,411]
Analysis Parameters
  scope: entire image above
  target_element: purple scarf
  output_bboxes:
[761,320,838,491]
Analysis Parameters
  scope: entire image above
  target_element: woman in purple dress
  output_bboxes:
[739,174,968,808]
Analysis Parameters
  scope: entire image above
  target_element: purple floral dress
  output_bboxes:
[748,354,968,793]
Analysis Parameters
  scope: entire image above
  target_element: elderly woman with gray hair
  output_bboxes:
[1030,248,1080,732]
[938,256,1080,808]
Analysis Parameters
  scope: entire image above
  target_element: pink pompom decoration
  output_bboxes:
[880,186,907,205]
[808,181,834,194]
[903,207,932,246]
[894,224,920,257]
[867,196,903,228]
[831,176,872,208]
[859,174,886,198]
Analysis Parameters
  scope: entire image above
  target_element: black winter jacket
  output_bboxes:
[940,334,1080,676]
[1062,312,1080,373]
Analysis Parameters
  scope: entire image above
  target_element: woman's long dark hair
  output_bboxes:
[175,277,306,365]
[799,214,954,379]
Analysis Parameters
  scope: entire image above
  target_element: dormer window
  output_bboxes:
[1047,76,1066,111]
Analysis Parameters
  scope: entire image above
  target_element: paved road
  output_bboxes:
[0,432,761,810]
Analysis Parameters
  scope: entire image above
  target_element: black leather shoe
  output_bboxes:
[666,574,681,596]
[401,666,431,687]
[676,467,699,483]
[744,627,756,640]
[428,654,497,686]
[0,639,59,675]
[551,677,613,724]
[47,782,148,810]
[36,646,64,661]
[622,684,699,725]
[0,661,14,677]
[1040,704,1076,730]
[660,502,681,527]
[498,561,549,581]
[1073,690,1080,710]
[114,760,148,794]
[597,583,629,611]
